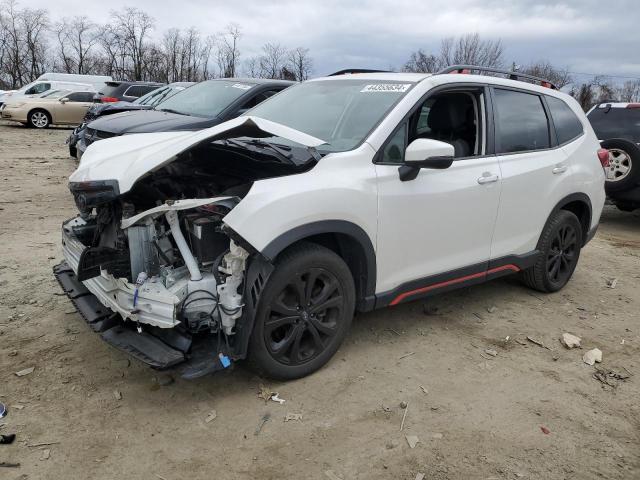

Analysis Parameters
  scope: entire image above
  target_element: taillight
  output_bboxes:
[100,96,118,103]
[597,148,610,168]
[626,103,640,109]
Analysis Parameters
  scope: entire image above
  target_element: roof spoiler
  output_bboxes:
[436,65,558,90]
[328,68,392,76]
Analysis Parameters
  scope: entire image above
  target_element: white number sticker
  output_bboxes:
[360,84,411,93]
[231,83,252,90]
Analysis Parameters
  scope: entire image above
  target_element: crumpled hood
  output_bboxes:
[69,115,326,194]
[87,109,216,134]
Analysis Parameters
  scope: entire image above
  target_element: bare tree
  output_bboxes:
[403,49,440,73]
[53,16,99,74]
[445,33,503,68]
[619,80,640,103]
[216,23,241,78]
[287,47,312,81]
[243,56,260,78]
[0,0,49,88]
[258,42,287,79]
[520,60,572,88]
[404,33,503,74]
[109,7,154,80]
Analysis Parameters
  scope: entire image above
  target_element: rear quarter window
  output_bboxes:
[546,96,584,144]
[587,107,640,143]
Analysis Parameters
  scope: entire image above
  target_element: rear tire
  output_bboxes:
[69,144,77,158]
[522,210,583,293]
[28,109,50,129]
[247,242,355,380]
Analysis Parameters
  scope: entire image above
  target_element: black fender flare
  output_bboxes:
[544,193,593,246]
[231,221,377,361]
[262,220,377,304]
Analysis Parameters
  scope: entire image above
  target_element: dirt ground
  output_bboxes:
[0,120,639,480]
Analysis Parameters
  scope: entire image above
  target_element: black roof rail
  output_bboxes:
[436,65,558,90]
[328,68,392,76]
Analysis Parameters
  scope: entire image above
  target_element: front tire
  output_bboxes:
[248,242,355,380]
[29,109,50,129]
[522,210,583,293]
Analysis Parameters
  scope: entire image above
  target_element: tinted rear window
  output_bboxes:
[546,96,584,144]
[125,85,158,98]
[494,88,550,154]
[588,107,640,143]
[100,84,123,97]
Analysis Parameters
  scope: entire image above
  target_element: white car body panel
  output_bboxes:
[223,143,379,255]
[374,156,501,292]
[70,115,325,194]
[66,71,605,305]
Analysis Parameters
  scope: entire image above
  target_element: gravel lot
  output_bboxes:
[1,121,639,480]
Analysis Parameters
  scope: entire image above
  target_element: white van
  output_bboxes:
[0,80,95,106]
[35,73,112,91]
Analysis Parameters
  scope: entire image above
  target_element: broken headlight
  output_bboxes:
[69,180,120,215]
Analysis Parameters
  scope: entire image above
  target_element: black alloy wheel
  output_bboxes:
[248,242,355,380]
[264,267,343,365]
[546,223,578,286]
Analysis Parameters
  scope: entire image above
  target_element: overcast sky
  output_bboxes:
[30,0,640,82]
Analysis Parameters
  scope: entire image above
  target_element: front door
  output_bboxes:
[374,87,502,301]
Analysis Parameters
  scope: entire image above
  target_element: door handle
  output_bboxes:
[552,165,567,174]
[477,174,499,185]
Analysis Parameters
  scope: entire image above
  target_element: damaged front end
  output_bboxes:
[55,117,322,378]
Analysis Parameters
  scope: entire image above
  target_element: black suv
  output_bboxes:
[77,78,293,158]
[587,103,640,211]
[97,81,164,103]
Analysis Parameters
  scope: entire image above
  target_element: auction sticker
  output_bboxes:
[360,84,411,93]
[231,83,253,90]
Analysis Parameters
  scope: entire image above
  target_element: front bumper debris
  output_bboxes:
[57,218,235,377]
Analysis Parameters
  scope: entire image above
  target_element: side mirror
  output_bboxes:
[399,138,455,181]
[60,97,69,104]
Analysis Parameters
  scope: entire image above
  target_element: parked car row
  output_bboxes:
[53,65,608,381]
[67,82,195,157]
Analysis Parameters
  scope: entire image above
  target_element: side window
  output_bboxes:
[26,83,49,95]
[124,85,155,98]
[546,96,584,144]
[237,90,279,112]
[381,123,407,164]
[67,92,94,102]
[494,89,550,153]
[408,91,483,158]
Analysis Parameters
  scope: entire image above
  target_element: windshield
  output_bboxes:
[246,79,414,152]
[588,106,640,143]
[40,89,71,99]
[157,80,255,118]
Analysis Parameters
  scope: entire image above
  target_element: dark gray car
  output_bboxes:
[77,78,293,158]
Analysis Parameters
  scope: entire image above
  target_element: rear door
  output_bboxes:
[490,87,574,260]
[57,92,95,124]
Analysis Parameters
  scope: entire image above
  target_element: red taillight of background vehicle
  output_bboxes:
[597,148,610,168]
[100,96,118,103]
[626,103,640,109]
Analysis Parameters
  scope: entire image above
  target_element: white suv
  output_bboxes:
[56,66,607,380]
